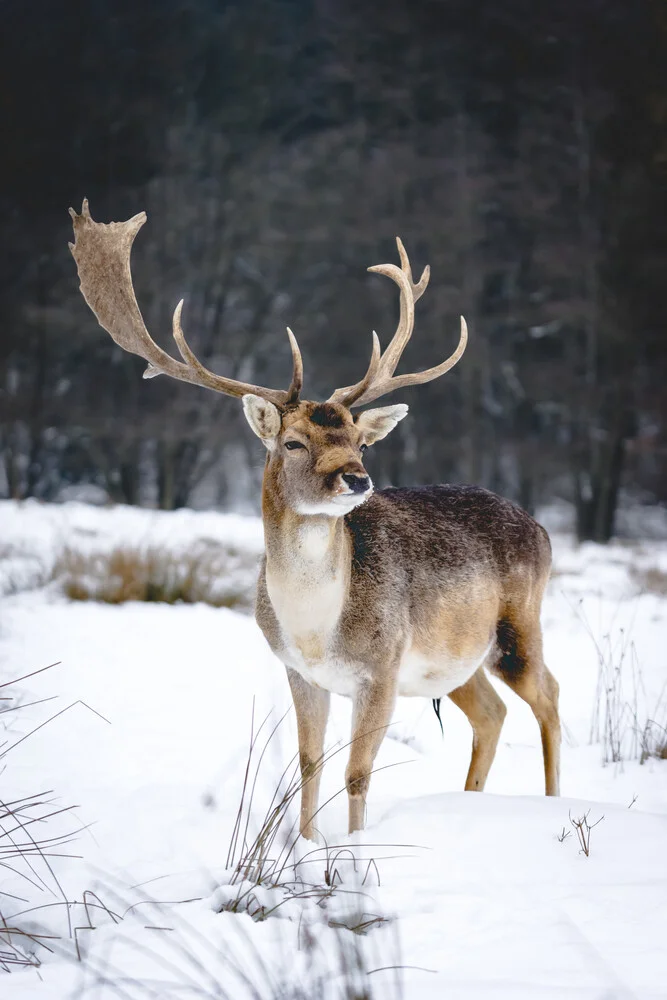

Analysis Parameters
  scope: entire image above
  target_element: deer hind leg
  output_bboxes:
[448,667,507,791]
[347,677,397,834]
[492,616,561,796]
[286,667,330,841]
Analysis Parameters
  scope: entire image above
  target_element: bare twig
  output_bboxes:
[569,810,604,857]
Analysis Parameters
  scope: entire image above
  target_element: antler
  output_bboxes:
[328,237,467,408]
[69,200,303,408]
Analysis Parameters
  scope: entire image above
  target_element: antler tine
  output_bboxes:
[284,327,304,405]
[329,237,441,409]
[365,237,431,382]
[395,236,430,302]
[350,315,468,407]
[328,331,382,406]
[69,200,302,409]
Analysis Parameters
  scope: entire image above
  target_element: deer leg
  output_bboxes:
[492,619,561,796]
[286,667,330,841]
[346,677,397,834]
[447,667,507,791]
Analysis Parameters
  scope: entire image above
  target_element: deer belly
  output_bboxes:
[398,640,495,698]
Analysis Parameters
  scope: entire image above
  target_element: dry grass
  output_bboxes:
[638,704,667,762]
[54,539,258,611]
[63,884,405,1000]
[1,673,407,996]
[217,703,414,954]
[205,706,409,997]
[579,605,667,764]
[0,663,85,971]
[0,533,260,610]
[629,563,667,597]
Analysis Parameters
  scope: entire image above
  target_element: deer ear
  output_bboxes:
[243,394,282,446]
[355,404,408,445]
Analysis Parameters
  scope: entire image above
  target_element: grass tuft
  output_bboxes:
[0,663,82,972]
[0,533,260,610]
[55,539,258,610]
[217,702,415,953]
[573,601,667,765]
[629,564,667,597]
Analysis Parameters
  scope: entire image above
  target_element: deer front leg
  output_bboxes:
[286,667,330,842]
[347,676,397,834]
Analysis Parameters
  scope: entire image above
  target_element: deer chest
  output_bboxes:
[263,565,363,696]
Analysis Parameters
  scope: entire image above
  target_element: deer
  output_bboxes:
[69,200,561,840]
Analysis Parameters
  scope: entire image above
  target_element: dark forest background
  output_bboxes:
[0,0,665,539]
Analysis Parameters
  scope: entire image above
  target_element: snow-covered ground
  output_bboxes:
[1,500,666,998]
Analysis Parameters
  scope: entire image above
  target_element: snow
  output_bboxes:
[1,500,666,998]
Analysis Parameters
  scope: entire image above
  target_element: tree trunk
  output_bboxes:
[157,443,175,510]
[3,428,24,500]
[119,459,140,507]
[574,425,628,543]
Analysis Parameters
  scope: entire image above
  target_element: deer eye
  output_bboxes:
[284,440,306,451]
[360,443,368,453]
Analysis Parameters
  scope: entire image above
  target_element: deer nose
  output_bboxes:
[342,473,371,494]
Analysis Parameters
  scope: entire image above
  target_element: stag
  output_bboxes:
[69,201,560,839]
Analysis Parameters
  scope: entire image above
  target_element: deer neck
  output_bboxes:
[261,466,351,660]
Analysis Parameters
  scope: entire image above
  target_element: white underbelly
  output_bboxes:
[397,639,495,698]
[283,639,495,700]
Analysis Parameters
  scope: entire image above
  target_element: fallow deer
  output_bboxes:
[69,200,561,840]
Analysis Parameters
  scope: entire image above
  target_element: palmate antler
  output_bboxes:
[70,204,465,412]
[328,237,467,408]
[68,200,303,408]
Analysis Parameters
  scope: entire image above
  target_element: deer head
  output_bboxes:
[243,396,408,515]
[69,200,467,515]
